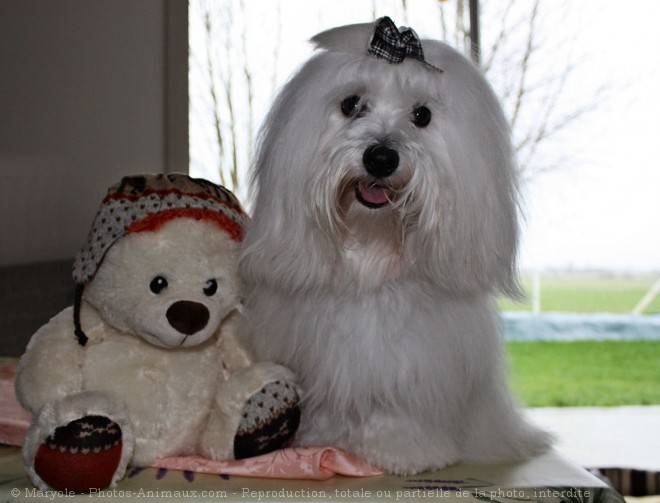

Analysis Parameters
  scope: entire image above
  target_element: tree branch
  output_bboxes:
[509,0,539,131]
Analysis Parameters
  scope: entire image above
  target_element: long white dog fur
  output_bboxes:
[239,20,551,474]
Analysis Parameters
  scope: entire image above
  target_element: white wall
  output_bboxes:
[0,0,184,265]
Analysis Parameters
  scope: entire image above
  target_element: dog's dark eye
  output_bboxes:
[341,95,364,118]
[149,276,168,294]
[203,279,218,297]
[412,106,432,127]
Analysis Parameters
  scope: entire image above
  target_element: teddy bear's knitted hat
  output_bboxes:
[73,173,248,285]
[71,173,247,347]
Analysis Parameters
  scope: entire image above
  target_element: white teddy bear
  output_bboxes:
[15,174,300,493]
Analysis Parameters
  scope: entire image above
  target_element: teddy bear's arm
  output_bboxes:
[15,307,86,413]
[217,311,253,374]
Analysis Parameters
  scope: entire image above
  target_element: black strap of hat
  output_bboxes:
[73,284,88,346]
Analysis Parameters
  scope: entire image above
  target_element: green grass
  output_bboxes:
[498,272,660,314]
[496,273,660,407]
[506,340,660,407]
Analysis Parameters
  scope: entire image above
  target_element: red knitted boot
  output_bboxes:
[33,415,123,493]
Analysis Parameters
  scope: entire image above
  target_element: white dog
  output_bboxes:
[239,17,550,475]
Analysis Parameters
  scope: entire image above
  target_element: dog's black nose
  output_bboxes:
[363,145,399,178]
[166,300,210,335]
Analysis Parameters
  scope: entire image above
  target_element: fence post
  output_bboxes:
[632,277,660,315]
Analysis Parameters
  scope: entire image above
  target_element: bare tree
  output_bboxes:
[190,0,263,199]
[436,0,609,182]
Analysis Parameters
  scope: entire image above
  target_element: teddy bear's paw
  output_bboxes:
[233,380,301,459]
[33,415,123,493]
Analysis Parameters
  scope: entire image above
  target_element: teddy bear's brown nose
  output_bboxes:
[166,301,210,335]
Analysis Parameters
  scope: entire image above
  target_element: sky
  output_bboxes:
[189,0,660,272]
[517,1,660,271]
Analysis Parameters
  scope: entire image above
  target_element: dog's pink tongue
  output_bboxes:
[358,182,389,205]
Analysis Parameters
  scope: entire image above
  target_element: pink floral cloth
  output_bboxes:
[153,448,383,480]
[0,359,31,446]
[0,359,382,479]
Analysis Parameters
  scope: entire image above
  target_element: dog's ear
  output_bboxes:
[240,53,341,292]
[407,41,523,298]
[311,22,374,55]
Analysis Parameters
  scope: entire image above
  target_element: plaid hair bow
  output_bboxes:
[368,16,440,70]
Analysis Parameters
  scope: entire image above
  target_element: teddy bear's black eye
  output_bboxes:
[412,105,432,127]
[341,95,365,118]
[149,276,168,294]
[203,279,218,297]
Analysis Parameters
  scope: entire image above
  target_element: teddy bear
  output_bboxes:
[14,173,301,493]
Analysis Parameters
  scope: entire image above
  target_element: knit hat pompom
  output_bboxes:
[73,173,248,285]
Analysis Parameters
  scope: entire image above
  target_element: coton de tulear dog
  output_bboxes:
[239,17,550,475]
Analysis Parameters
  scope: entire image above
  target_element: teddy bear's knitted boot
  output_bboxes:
[233,380,301,459]
[33,415,123,493]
